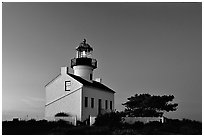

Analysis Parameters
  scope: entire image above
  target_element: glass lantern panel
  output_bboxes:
[82,51,87,57]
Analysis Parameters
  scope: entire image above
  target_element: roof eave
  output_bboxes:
[44,74,61,87]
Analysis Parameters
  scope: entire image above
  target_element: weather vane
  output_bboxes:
[83,39,86,44]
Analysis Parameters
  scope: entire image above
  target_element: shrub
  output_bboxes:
[55,112,70,117]
[94,112,123,128]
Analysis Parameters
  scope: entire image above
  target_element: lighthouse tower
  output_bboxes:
[71,39,97,82]
[45,39,115,123]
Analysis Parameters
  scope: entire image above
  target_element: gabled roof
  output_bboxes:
[45,74,61,87]
[68,73,115,93]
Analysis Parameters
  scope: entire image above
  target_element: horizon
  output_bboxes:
[2,2,202,122]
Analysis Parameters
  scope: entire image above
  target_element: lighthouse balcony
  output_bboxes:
[71,58,97,69]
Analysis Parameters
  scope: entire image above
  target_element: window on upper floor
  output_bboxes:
[65,81,71,91]
[85,97,88,107]
[98,99,102,115]
[110,101,112,110]
[91,98,94,108]
[105,100,108,109]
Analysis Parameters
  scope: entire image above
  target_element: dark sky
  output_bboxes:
[2,2,202,121]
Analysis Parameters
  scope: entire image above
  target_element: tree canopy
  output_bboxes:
[122,93,178,117]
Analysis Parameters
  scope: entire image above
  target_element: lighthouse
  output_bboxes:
[71,39,97,82]
[45,39,115,122]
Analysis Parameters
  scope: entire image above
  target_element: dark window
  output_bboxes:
[91,98,94,108]
[90,74,93,80]
[98,99,102,115]
[105,100,108,109]
[65,81,71,91]
[110,101,112,110]
[85,97,88,107]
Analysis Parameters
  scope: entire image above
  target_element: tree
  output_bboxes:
[122,93,178,117]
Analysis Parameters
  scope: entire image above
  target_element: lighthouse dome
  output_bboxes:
[76,39,93,52]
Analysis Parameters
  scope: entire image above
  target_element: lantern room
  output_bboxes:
[76,39,93,58]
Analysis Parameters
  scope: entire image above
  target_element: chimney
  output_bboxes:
[61,67,69,75]
[95,78,102,83]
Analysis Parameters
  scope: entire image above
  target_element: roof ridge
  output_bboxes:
[68,73,115,93]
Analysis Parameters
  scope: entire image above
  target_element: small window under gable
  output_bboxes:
[90,74,93,80]
[65,81,71,91]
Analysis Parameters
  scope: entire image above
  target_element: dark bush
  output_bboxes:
[94,112,124,128]
[55,112,70,117]
[2,119,74,135]
[2,117,201,135]
[131,121,145,129]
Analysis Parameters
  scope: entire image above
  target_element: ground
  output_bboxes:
[2,118,202,135]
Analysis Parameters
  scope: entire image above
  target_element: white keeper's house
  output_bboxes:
[45,39,115,122]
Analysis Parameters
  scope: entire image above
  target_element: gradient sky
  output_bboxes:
[2,2,202,121]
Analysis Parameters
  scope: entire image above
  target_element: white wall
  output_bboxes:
[123,117,164,124]
[81,86,114,121]
[45,67,115,122]
[45,73,83,121]
[73,65,93,82]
